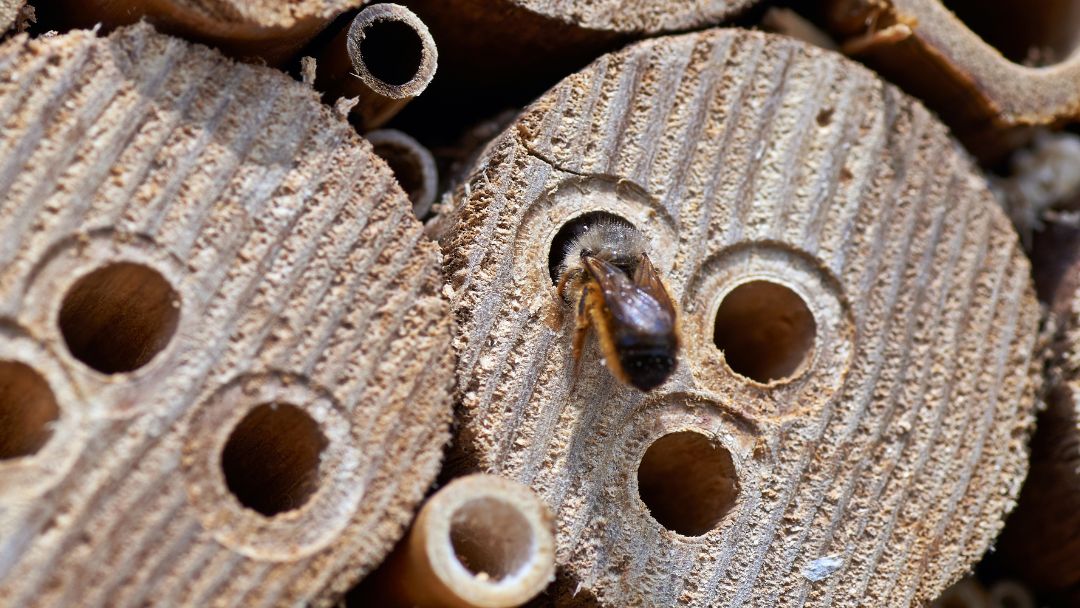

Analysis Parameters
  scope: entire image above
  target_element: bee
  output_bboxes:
[555,220,679,391]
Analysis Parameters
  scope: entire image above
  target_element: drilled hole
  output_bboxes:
[450,497,534,581]
[637,431,738,536]
[221,403,327,517]
[547,211,635,283]
[360,19,423,86]
[59,262,180,375]
[713,280,815,383]
[943,0,1080,65]
[0,362,59,460]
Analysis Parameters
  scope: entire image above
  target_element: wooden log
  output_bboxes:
[819,0,1080,163]
[353,474,556,608]
[436,27,1041,607]
[40,0,366,63]
[315,3,437,131]
[0,23,454,607]
[403,0,760,93]
[366,129,438,219]
[0,0,25,34]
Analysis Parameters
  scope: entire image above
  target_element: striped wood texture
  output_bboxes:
[0,24,453,607]
[438,28,1040,607]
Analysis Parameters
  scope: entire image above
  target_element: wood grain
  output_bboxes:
[0,24,454,607]
[42,0,366,63]
[437,28,1040,607]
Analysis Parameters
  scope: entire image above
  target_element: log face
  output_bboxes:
[0,24,453,607]
[439,28,1040,607]
[509,0,756,33]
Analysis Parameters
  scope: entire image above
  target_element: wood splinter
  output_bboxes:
[366,129,439,219]
[317,3,438,131]
[352,474,556,608]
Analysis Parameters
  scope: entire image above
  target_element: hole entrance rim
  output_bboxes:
[636,429,740,537]
[546,210,638,285]
[712,279,816,386]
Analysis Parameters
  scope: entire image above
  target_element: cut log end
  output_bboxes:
[366,129,439,219]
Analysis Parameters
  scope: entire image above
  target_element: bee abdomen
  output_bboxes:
[617,348,677,391]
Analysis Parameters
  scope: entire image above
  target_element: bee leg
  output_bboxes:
[571,284,592,365]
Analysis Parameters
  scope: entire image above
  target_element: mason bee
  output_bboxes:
[555,220,679,391]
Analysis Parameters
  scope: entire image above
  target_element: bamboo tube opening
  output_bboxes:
[547,211,635,283]
[58,261,180,375]
[0,361,59,460]
[367,129,438,218]
[347,4,437,99]
[220,403,327,517]
[636,431,738,536]
[713,280,815,384]
[942,0,1080,65]
[987,581,1035,608]
[449,497,535,581]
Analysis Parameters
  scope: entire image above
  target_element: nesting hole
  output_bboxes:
[547,211,635,283]
[449,497,535,581]
[637,431,738,536]
[713,280,815,384]
[58,262,180,375]
[360,19,423,86]
[372,140,426,207]
[0,362,59,460]
[943,0,1080,65]
[221,403,327,517]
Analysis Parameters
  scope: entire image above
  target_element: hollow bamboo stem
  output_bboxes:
[357,474,555,608]
[366,129,438,219]
[317,3,437,131]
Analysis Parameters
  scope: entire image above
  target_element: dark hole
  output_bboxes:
[547,211,635,284]
[0,361,59,459]
[221,403,327,517]
[449,497,534,581]
[360,19,424,86]
[637,431,739,536]
[372,140,425,207]
[59,262,180,375]
[713,280,815,383]
[942,0,1080,65]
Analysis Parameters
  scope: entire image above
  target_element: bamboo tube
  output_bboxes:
[40,0,366,64]
[366,129,438,219]
[0,24,454,607]
[355,474,556,608]
[316,3,437,131]
[819,0,1080,163]
[436,28,1040,607]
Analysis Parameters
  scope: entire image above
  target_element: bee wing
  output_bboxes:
[632,253,676,313]
[582,256,676,338]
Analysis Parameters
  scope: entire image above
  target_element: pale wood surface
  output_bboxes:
[0,0,24,34]
[43,0,366,63]
[0,24,453,607]
[437,28,1040,607]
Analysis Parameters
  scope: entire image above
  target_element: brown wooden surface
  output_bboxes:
[41,0,365,63]
[821,0,1080,163]
[0,24,454,607]
[437,28,1040,607]
[0,0,24,34]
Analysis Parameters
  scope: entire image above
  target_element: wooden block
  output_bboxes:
[0,0,25,35]
[0,23,454,607]
[436,28,1040,607]
[41,0,366,63]
[820,0,1080,163]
